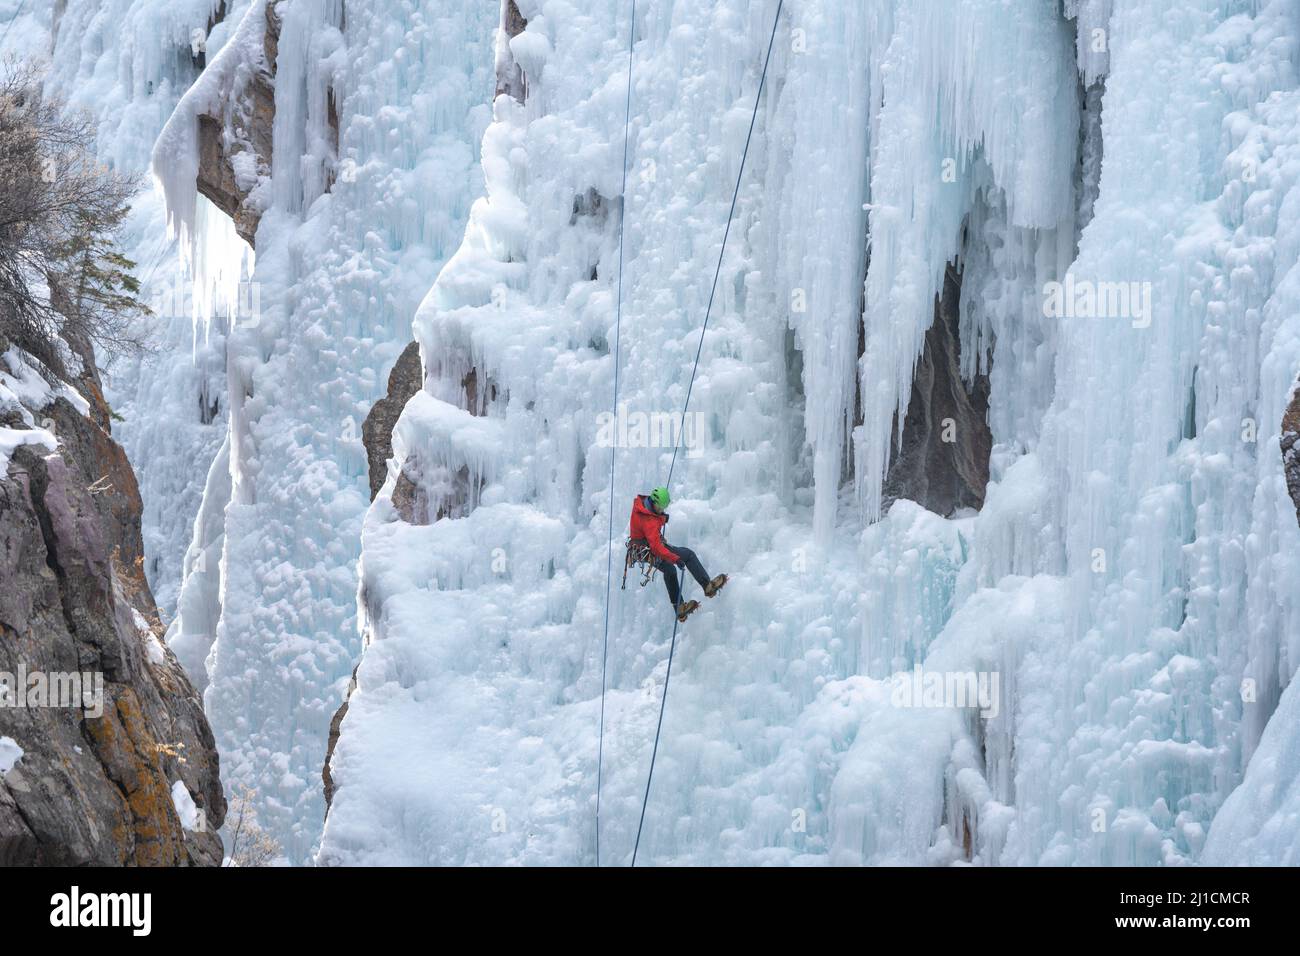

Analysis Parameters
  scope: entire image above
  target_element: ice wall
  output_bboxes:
[0,0,50,55]
[17,0,1300,866]
[1196,6,1300,865]
[320,0,1017,865]
[155,0,498,862]
[9,0,500,867]
[938,0,1300,864]
[855,0,1079,522]
[38,0,254,618]
[322,0,1300,867]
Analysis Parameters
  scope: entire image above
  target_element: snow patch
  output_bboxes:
[171,780,200,830]
[0,737,23,777]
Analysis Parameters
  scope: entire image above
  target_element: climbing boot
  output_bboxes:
[675,600,700,623]
[703,574,728,598]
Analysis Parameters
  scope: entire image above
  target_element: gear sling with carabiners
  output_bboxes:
[621,538,658,590]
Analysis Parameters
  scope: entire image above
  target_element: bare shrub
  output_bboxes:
[223,784,282,867]
[0,57,149,381]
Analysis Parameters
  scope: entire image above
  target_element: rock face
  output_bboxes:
[881,262,992,516]
[195,0,281,246]
[0,341,225,866]
[386,362,494,527]
[495,1,529,102]
[361,341,422,501]
[321,664,357,812]
[1282,380,1300,529]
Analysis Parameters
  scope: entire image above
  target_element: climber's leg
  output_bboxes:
[657,557,682,607]
[671,546,711,589]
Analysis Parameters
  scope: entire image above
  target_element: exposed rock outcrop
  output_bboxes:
[881,262,992,516]
[390,456,479,526]
[361,341,421,500]
[386,362,494,526]
[0,339,225,866]
[195,0,281,246]
[1282,380,1300,530]
[321,664,357,812]
[192,1,230,69]
[494,1,529,102]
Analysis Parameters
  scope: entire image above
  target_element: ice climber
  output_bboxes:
[628,487,727,622]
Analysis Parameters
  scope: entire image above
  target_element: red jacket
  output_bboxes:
[629,495,679,563]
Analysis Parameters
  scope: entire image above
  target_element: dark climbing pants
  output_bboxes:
[656,546,711,607]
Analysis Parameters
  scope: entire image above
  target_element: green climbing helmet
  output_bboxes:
[650,486,671,510]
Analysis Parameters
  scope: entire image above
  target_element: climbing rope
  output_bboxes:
[596,0,638,869]
[631,0,785,867]
[0,0,30,55]
[664,0,785,491]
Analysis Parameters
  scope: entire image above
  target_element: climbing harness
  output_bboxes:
[598,0,785,868]
[621,539,659,590]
